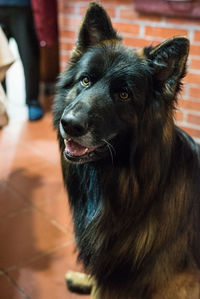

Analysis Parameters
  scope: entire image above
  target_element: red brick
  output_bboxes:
[187,114,200,126]
[60,30,76,40]
[105,7,116,18]
[59,16,81,29]
[60,41,74,52]
[190,59,200,71]
[119,7,137,20]
[189,87,200,99]
[190,44,200,56]
[60,52,70,63]
[60,0,90,2]
[101,0,132,4]
[174,110,184,122]
[123,37,152,49]
[165,16,200,26]
[180,126,200,138]
[184,72,200,85]
[194,31,200,42]
[113,22,140,35]
[120,8,162,22]
[79,4,87,15]
[145,26,188,39]
[179,99,200,111]
[58,5,75,14]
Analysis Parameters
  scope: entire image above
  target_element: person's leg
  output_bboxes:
[9,6,43,120]
[0,8,12,94]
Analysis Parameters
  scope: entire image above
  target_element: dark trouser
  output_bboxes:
[0,6,40,106]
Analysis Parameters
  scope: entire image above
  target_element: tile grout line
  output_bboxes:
[0,181,73,237]
[19,138,60,166]
[31,204,73,235]
[0,203,73,237]
[6,240,74,273]
[0,269,30,299]
[0,207,33,222]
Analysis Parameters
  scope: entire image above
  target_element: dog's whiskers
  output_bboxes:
[102,139,116,164]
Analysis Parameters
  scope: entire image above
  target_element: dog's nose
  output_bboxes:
[61,113,88,137]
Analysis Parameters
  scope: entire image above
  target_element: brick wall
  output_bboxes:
[58,0,200,142]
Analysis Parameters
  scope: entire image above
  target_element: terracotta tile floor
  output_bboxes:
[0,108,90,298]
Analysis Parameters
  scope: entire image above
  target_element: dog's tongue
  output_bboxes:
[65,139,95,157]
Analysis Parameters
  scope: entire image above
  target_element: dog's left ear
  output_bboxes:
[147,36,189,97]
[77,2,121,51]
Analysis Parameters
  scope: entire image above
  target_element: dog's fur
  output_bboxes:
[53,3,200,298]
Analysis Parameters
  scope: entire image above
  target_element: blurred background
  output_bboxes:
[0,0,200,298]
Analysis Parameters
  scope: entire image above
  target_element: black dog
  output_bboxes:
[53,3,200,298]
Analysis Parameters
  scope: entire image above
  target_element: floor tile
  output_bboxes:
[34,185,74,236]
[0,182,28,218]
[16,113,56,144]
[7,163,63,205]
[0,273,27,299]
[0,207,69,270]
[0,107,87,297]
[0,47,83,298]
[9,243,90,299]
[24,139,60,164]
[0,142,52,180]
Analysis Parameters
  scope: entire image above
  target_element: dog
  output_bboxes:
[53,2,200,298]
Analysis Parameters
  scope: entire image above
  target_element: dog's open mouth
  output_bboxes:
[65,138,97,156]
[63,138,107,163]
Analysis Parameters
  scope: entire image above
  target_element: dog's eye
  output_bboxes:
[81,76,91,87]
[119,90,129,100]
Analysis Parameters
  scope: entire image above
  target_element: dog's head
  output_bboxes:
[53,2,189,164]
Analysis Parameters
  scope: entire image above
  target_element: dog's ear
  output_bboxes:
[147,37,189,97]
[77,2,121,51]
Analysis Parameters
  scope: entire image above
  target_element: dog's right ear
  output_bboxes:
[76,2,121,51]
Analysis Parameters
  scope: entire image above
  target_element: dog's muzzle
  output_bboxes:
[61,112,88,138]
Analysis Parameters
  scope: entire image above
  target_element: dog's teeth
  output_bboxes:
[64,138,72,145]
[85,148,89,152]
